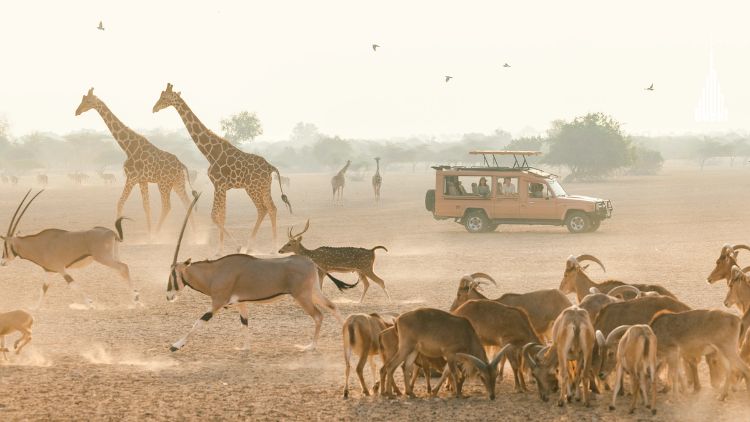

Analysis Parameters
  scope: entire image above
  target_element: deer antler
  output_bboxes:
[290,219,310,239]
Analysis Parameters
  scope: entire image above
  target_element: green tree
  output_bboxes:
[544,113,633,181]
[220,111,263,145]
[290,122,321,144]
[312,136,353,168]
[628,145,664,175]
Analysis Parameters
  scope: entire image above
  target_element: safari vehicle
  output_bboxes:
[424,151,613,233]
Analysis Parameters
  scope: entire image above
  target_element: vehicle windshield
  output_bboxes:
[548,179,567,197]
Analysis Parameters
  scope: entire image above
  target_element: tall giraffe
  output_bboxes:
[76,88,196,233]
[152,83,291,252]
[331,160,351,204]
[372,157,382,201]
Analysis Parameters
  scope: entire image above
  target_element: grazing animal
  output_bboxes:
[559,254,677,302]
[549,306,596,407]
[331,160,350,204]
[650,309,750,401]
[166,194,355,352]
[67,172,88,185]
[98,170,116,184]
[374,325,446,396]
[608,324,657,415]
[77,88,197,234]
[1,190,136,308]
[152,83,291,252]
[36,174,48,186]
[381,308,506,399]
[450,273,572,340]
[278,220,390,302]
[372,157,382,201]
[0,310,33,360]
[342,313,393,398]
[706,243,750,284]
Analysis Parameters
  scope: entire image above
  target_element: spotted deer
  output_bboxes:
[278,220,390,302]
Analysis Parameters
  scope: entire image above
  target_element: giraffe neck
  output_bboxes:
[375,160,380,175]
[172,97,239,162]
[338,162,350,176]
[93,101,144,155]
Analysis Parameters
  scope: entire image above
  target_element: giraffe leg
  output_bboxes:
[155,184,172,234]
[262,193,278,253]
[116,178,136,219]
[174,183,197,231]
[138,182,153,235]
[246,191,268,253]
[212,187,228,255]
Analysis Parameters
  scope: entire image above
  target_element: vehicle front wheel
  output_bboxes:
[588,218,601,232]
[464,211,490,233]
[565,211,591,234]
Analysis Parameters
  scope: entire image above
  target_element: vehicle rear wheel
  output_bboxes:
[565,211,591,234]
[464,211,489,233]
[588,218,601,232]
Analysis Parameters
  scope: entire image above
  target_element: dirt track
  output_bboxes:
[0,163,749,421]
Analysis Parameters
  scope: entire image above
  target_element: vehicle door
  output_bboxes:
[493,176,520,219]
[520,178,559,220]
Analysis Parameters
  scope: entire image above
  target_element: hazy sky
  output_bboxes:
[1,1,748,141]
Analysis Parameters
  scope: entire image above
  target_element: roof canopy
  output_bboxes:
[469,150,542,156]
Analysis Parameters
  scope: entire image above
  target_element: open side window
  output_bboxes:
[444,175,493,198]
[497,177,519,197]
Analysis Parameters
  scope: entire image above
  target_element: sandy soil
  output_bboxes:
[0,163,749,421]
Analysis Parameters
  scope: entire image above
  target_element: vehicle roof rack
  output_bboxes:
[469,150,542,168]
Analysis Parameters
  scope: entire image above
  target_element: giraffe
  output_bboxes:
[76,88,196,234]
[372,157,382,201]
[152,83,291,252]
[331,160,351,204]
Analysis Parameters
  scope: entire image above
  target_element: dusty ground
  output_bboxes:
[0,162,749,421]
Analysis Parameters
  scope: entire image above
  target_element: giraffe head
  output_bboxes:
[152,83,182,113]
[75,88,99,116]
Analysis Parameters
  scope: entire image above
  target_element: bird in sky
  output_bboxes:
[445,76,452,83]
[372,44,380,52]
[97,21,105,31]
[645,83,654,91]
[503,63,511,68]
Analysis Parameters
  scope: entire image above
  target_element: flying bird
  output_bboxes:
[445,76,452,83]
[503,63,511,68]
[97,21,105,31]
[372,44,380,52]
[645,83,654,91]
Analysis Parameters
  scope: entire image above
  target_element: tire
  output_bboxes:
[425,189,436,212]
[588,218,601,232]
[565,211,591,234]
[464,211,489,233]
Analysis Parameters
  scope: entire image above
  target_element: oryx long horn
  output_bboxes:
[469,272,497,286]
[6,189,31,238]
[10,190,43,237]
[575,254,606,272]
[172,192,201,265]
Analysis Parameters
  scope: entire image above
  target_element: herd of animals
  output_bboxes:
[2,83,750,416]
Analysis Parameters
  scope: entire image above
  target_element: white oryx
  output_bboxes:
[1,190,136,308]
[167,193,357,352]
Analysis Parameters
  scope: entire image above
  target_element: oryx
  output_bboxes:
[167,194,357,352]
[1,190,136,309]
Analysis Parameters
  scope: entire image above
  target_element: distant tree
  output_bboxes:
[544,113,633,181]
[693,138,724,170]
[220,111,263,145]
[628,145,664,175]
[312,136,353,168]
[290,122,321,144]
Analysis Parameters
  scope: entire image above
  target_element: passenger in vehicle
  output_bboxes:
[471,182,478,194]
[446,178,460,195]
[477,177,490,197]
[501,177,516,195]
[529,183,544,198]
[457,180,468,195]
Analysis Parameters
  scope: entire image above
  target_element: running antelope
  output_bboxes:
[1,190,136,308]
[0,310,33,360]
[167,194,356,352]
[279,220,390,302]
